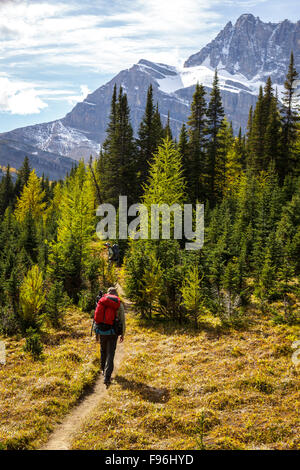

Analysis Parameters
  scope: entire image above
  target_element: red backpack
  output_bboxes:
[94,294,120,326]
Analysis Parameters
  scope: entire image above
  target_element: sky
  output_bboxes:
[0,0,299,132]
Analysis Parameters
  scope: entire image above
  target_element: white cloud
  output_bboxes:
[0,0,272,82]
[0,69,92,114]
[0,76,48,114]
[0,0,223,74]
[0,0,294,78]
[67,84,91,105]
[0,0,293,120]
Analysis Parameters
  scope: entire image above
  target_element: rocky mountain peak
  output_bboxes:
[235,13,259,26]
[184,14,300,83]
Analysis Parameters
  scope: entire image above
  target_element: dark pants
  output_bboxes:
[100,334,118,382]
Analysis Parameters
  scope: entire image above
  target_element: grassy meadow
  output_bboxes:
[0,283,299,450]
[70,305,299,450]
[0,307,99,450]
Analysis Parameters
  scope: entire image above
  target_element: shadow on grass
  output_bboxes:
[132,314,252,340]
[41,326,88,345]
[115,375,170,403]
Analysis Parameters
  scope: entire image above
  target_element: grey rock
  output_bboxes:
[184,13,300,84]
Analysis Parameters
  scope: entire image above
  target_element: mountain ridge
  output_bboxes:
[0,13,299,179]
[184,13,300,84]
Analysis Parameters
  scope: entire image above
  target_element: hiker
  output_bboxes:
[112,243,120,266]
[104,242,114,261]
[94,287,125,387]
[104,242,120,266]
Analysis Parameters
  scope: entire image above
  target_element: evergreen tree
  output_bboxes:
[246,105,253,144]
[214,117,234,200]
[178,123,190,194]
[140,251,163,318]
[126,139,188,321]
[5,264,21,314]
[220,259,243,321]
[44,182,62,243]
[264,97,281,170]
[116,88,138,202]
[19,265,46,329]
[224,138,243,196]
[206,70,225,202]
[187,83,207,203]
[246,78,281,173]
[15,170,46,223]
[14,156,31,200]
[41,174,51,203]
[153,103,164,143]
[19,211,38,266]
[229,171,259,258]
[276,185,300,274]
[163,111,173,140]
[181,266,206,328]
[143,138,186,208]
[45,280,69,327]
[206,237,226,301]
[254,248,276,312]
[89,155,103,205]
[137,85,163,196]
[262,77,274,125]
[101,87,137,205]
[48,162,95,300]
[247,86,265,171]
[102,84,117,155]
[0,165,14,216]
[280,51,300,180]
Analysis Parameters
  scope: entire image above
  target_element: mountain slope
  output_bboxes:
[0,135,77,181]
[0,14,299,179]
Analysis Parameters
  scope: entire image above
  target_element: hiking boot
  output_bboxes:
[104,378,111,388]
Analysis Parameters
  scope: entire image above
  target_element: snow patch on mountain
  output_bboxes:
[152,61,286,101]
[15,120,100,161]
[156,73,184,93]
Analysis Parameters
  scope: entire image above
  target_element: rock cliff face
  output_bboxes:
[0,14,299,179]
[184,14,300,84]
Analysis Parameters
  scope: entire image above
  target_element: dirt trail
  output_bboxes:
[40,282,126,451]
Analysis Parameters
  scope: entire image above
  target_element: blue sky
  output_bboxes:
[0,0,299,132]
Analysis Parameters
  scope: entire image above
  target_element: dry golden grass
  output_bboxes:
[71,308,300,450]
[1,263,299,451]
[0,307,99,450]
